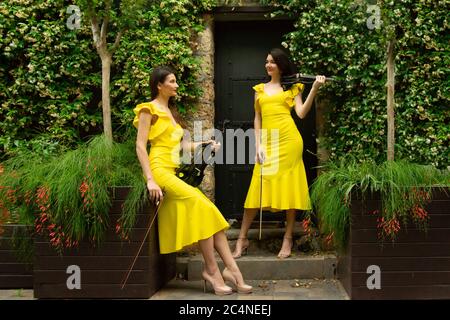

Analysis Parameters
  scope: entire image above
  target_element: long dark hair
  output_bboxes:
[269,48,297,77]
[150,66,176,102]
[149,66,185,127]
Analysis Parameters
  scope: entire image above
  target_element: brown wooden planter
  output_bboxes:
[0,225,33,289]
[33,187,176,299]
[338,187,450,299]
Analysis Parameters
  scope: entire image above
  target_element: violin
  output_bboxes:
[281,73,338,90]
[176,140,215,187]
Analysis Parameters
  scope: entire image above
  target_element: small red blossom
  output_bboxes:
[377,216,401,239]
[79,181,89,195]
[325,232,334,245]
[412,205,428,221]
[302,216,313,239]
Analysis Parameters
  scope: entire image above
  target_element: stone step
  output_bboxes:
[225,226,314,240]
[178,227,327,258]
[177,253,337,281]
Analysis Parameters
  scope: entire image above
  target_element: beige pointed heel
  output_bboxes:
[202,270,233,296]
[222,267,252,294]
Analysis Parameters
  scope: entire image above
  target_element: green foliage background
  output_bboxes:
[1,0,448,165]
[262,0,449,168]
[0,0,214,159]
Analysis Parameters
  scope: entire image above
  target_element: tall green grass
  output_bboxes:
[310,157,449,251]
[0,135,149,250]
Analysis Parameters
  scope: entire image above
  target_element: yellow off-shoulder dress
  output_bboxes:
[133,102,229,254]
[243,83,312,212]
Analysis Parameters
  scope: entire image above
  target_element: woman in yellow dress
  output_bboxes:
[134,66,252,295]
[232,48,326,259]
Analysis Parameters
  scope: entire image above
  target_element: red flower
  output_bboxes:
[377,216,400,238]
[412,205,428,221]
[302,217,312,237]
[325,232,334,245]
[79,181,89,195]
[36,186,49,200]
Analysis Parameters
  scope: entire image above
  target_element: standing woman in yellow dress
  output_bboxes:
[134,66,252,295]
[232,48,326,259]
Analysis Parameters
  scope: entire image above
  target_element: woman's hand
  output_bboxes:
[312,75,326,91]
[147,179,164,204]
[255,146,266,164]
[204,140,221,153]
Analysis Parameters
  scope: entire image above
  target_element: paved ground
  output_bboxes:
[151,278,349,300]
[0,279,348,300]
[0,289,35,300]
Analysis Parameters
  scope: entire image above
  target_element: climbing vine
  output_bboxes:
[0,0,214,158]
[261,0,449,168]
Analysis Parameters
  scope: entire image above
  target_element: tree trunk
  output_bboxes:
[315,96,331,173]
[101,54,113,141]
[386,39,395,161]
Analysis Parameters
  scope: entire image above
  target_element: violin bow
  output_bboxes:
[259,162,263,241]
[121,198,163,290]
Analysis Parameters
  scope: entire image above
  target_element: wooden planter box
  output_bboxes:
[0,225,33,289]
[338,187,450,299]
[33,187,176,299]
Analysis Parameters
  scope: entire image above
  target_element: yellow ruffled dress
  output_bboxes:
[133,102,229,254]
[243,83,312,212]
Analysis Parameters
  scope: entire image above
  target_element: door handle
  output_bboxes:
[220,119,231,132]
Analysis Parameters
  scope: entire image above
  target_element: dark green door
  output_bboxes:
[214,20,317,219]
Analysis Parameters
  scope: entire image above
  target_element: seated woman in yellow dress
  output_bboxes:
[232,48,326,259]
[134,66,252,295]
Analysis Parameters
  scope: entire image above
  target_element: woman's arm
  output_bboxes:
[180,131,221,153]
[181,140,205,152]
[254,93,262,149]
[254,92,265,163]
[294,75,326,119]
[135,110,163,203]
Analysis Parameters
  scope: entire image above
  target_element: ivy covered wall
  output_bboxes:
[0,0,214,158]
[1,0,448,169]
[262,0,449,168]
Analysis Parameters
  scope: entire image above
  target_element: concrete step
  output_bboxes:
[175,225,336,282]
[177,252,337,281]
[178,226,325,257]
[225,226,313,240]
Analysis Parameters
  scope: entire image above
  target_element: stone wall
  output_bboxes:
[186,14,216,201]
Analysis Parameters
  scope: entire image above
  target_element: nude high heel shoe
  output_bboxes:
[232,238,249,259]
[222,267,252,294]
[202,269,233,296]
